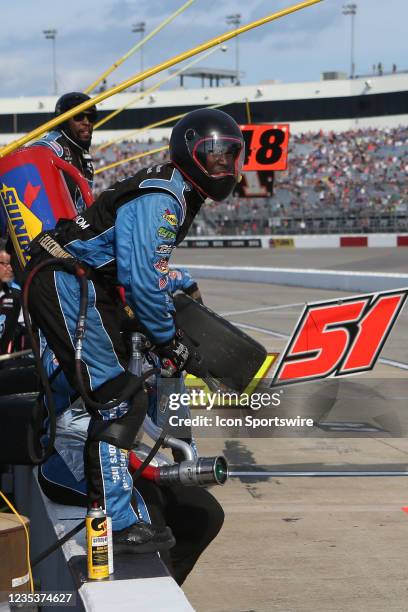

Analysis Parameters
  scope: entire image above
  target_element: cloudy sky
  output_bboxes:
[1,0,406,98]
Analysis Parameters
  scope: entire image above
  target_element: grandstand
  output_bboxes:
[91,125,408,236]
[1,72,407,235]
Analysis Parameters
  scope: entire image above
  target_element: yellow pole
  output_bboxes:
[93,45,226,130]
[96,113,187,152]
[95,100,241,171]
[94,146,168,175]
[96,100,237,152]
[245,99,252,123]
[83,0,197,94]
[0,0,323,158]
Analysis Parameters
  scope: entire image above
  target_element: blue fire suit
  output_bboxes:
[28,163,204,530]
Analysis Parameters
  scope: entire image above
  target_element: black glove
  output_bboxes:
[157,338,189,375]
[183,282,203,305]
[157,331,207,378]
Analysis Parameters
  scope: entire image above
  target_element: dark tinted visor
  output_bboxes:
[72,109,97,123]
[192,137,244,177]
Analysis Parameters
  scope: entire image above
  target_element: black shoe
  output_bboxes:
[113,521,176,554]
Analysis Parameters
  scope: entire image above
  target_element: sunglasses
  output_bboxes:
[72,111,97,123]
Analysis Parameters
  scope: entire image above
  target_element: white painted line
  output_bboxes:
[378,358,408,371]
[221,302,304,316]
[229,471,408,477]
[185,264,408,279]
[232,321,289,339]
[231,321,408,371]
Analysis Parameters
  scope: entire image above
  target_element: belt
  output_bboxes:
[34,232,73,260]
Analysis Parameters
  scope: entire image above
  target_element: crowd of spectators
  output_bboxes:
[93,139,170,194]
[92,126,408,235]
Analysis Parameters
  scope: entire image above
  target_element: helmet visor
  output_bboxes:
[191,136,244,178]
[72,109,98,123]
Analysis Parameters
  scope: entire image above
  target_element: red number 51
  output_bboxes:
[273,289,408,384]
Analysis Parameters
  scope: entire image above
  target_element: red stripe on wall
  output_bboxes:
[397,236,408,246]
[340,236,368,247]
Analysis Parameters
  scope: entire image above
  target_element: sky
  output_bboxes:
[0,0,406,98]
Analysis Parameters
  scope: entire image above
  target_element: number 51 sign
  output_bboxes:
[240,124,290,171]
[272,288,408,385]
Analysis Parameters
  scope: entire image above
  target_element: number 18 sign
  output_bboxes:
[240,124,290,171]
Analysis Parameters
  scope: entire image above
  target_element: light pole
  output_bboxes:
[132,22,146,91]
[226,14,241,85]
[43,29,57,95]
[342,3,357,79]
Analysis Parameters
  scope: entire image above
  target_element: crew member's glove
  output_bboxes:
[157,331,207,378]
[157,338,189,376]
[183,282,203,305]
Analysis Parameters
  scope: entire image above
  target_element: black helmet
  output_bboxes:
[169,108,245,201]
[55,92,97,148]
[55,92,97,120]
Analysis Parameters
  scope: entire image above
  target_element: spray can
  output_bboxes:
[86,506,110,580]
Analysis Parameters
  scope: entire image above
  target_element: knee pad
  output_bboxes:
[88,388,148,450]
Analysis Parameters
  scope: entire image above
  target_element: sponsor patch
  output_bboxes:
[0,314,6,339]
[162,209,178,227]
[156,244,173,255]
[39,139,64,158]
[158,226,176,240]
[74,215,90,230]
[63,147,73,162]
[159,276,169,290]
[154,258,169,274]
[0,298,14,308]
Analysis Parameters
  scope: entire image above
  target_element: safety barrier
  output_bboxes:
[179,233,408,249]
[183,264,408,293]
[12,466,194,612]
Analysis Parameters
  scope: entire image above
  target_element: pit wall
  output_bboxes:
[178,234,408,249]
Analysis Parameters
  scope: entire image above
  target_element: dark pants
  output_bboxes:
[29,266,145,530]
[135,478,224,585]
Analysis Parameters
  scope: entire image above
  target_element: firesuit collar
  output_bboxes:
[60,127,92,153]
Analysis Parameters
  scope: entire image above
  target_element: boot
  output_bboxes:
[113,521,176,554]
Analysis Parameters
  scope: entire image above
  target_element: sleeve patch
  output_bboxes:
[157,226,176,240]
[154,258,170,274]
[156,244,174,255]
[162,209,178,227]
[159,276,169,290]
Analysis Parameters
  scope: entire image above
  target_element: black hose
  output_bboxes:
[31,518,86,568]
[23,257,159,461]
[22,258,77,464]
[74,359,159,412]
[72,268,160,411]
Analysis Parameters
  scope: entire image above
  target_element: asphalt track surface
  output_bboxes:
[171,249,408,612]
